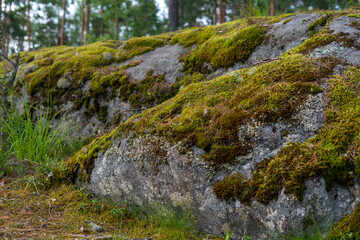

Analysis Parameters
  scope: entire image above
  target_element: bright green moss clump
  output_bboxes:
[20,37,169,96]
[182,25,267,73]
[214,67,360,204]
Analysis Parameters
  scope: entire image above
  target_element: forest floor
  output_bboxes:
[0,176,219,240]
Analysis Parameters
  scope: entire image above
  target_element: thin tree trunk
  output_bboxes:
[60,0,66,45]
[115,0,119,40]
[85,0,90,43]
[269,0,276,16]
[212,0,217,25]
[19,9,25,51]
[80,0,84,45]
[0,0,2,21]
[219,0,226,24]
[27,0,31,50]
[169,0,178,31]
[100,0,104,38]
[4,1,12,56]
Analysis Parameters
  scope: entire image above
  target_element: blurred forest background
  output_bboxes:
[0,0,359,55]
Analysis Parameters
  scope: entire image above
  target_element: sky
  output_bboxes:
[156,0,168,19]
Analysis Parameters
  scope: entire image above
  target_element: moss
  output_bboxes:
[174,73,205,88]
[308,13,334,34]
[118,60,143,71]
[283,18,292,24]
[326,203,360,239]
[20,37,169,97]
[350,20,360,31]
[268,13,296,24]
[286,11,360,56]
[213,173,251,202]
[214,67,360,204]
[181,25,267,73]
[120,54,333,167]
[170,19,246,47]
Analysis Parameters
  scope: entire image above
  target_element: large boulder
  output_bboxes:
[3,10,360,239]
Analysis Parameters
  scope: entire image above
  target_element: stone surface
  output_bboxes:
[89,221,105,233]
[4,12,360,239]
[121,44,188,84]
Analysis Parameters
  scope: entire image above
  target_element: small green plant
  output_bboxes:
[0,92,84,176]
[142,202,195,233]
[224,222,241,240]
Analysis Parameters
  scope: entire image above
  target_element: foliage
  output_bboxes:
[0,92,82,175]
[0,177,209,239]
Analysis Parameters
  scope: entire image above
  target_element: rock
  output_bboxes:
[56,78,71,89]
[89,221,105,233]
[121,44,188,84]
[102,52,113,61]
[3,11,360,239]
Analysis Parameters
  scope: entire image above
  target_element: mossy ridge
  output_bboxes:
[326,202,360,239]
[126,54,332,165]
[55,127,119,183]
[214,67,360,204]
[19,36,170,96]
[57,54,333,183]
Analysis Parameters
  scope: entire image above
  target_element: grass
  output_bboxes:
[0,176,217,240]
[0,93,83,176]
[0,91,218,239]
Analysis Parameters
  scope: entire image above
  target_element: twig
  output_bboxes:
[48,200,53,218]
[252,57,283,66]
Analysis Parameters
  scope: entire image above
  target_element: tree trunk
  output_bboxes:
[100,0,104,38]
[115,0,119,40]
[80,0,84,45]
[4,1,12,56]
[212,0,217,25]
[0,0,2,21]
[60,0,66,45]
[269,0,276,16]
[27,0,31,50]
[19,9,25,52]
[219,0,226,24]
[85,0,90,43]
[169,0,178,31]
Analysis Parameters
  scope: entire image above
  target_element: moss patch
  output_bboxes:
[181,25,267,73]
[214,67,360,204]
[20,37,170,96]
[326,203,360,239]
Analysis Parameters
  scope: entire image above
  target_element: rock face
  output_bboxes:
[3,11,360,239]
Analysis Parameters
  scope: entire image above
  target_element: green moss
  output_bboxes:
[283,18,292,24]
[20,36,170,96]
[308,13,333,32]
[213,173,251,202]
[268,13,296,24]
[214,67,360,204]
[326,203,360,239]
[118,60,143,71]
[123,54,333,166]
[174,73,205,88]
[181,25,267,73]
